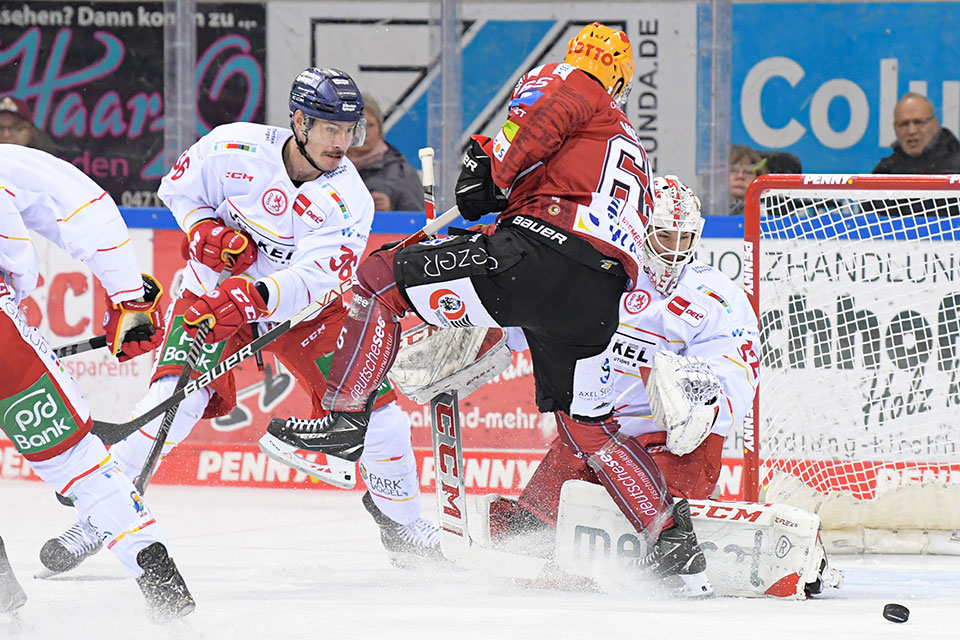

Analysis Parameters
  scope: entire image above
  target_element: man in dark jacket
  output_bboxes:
[873,92,960,174]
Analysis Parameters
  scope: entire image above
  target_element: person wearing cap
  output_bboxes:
[0,95,59,155]
[346,95,425,212]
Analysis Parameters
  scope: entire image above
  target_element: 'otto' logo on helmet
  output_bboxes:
[428,288,467,322]
[567,40,615,67]
[623,290,650,314]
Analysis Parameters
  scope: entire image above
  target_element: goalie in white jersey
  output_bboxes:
[492,176,761,595]
[41,68,442,572]
[0,145,193,622]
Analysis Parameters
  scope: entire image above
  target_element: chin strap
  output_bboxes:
[290,124,325,175]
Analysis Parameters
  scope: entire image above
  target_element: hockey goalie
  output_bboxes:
[394,176,842,598]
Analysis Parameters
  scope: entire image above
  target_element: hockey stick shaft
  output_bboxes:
[53,325,155,358]
[91,206,461,445]
[431,391,471,560]
[134,268,231,493]
[419,147,436,221]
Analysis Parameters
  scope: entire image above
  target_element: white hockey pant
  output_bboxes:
[108,375,213,481]
[32,433,169,577]
[360,402,422,525]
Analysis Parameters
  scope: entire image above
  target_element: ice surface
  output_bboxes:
[2,480,959,639]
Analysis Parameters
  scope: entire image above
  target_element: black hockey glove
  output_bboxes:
[455,135,508,222]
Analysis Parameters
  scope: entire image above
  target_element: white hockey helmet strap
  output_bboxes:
[643,175,704,295]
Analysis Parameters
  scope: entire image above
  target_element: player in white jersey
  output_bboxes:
[0,145,194,622]
[487,176,760,593]
[40,68,441,572]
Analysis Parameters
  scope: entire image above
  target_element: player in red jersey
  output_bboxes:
[267,23,709,592]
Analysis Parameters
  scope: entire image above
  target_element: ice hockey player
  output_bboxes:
[485,176,761,595]
[266,24,668,572]
[40,67,441,572]
[0,145,194,622]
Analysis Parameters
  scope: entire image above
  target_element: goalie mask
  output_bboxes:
[564,22,635,108]
[289,67,366,148]
[642,176,704,295]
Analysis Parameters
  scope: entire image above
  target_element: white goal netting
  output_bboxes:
[744,175,960,553]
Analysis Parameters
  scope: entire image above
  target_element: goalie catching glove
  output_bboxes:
[647,351,722,456]
[182,219,257,274]
[183,276,269,343]
[102,274,165,362]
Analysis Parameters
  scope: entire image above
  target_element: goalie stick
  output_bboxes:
[429,391,548,579]
[90,205,463,447]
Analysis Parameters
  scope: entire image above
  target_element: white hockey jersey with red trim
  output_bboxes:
[158,122,375,323]
[606,261,760,440]
[507,261,759,440]
[0,144,144,304]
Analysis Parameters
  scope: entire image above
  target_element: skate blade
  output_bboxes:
[675,571,714,598]
[258,433,356,489]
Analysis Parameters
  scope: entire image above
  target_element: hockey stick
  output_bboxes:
[430,391,548,578]
[53,324,157,358]
[91,205,462,447]
[133,267,233,493]
[419,147,436,221]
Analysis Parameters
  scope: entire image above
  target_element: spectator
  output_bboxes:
[0,95,59,155]
[759,150,802,174]
[873,92,960,174]
[346,95,425,211]
[729,144,767,215]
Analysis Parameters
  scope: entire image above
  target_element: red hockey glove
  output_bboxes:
[183,276,269,344]
[102,274,166,362]
[455,135,508,222]
[181,219,257,274]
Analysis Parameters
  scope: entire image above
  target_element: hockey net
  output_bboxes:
[743,174,960,554]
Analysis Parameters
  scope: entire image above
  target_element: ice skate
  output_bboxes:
[0,537,27,613]
[136,542,196,623]
[361,491,444,566]
[636,499,713,597]
[37,520,102,577]
[265,408,370,461]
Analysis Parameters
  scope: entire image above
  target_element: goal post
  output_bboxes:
[743,174,960,554]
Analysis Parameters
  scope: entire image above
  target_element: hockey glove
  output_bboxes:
[182,219,258,274]
[183,276,269,344]
[102,274,166,362]
[647,351,722,456]
[455,135,508,222]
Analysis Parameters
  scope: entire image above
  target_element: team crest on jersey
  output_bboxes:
[623,289,650,314]
[666,295,706,327]
[262,189,288,215]
[293,193,325,227]
[428,288,470,327]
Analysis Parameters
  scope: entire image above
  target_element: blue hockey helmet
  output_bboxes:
[289,67,365,146]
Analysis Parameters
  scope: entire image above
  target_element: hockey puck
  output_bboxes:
[883,603,910,623]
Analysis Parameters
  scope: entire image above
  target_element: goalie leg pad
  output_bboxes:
[554,479,837,599]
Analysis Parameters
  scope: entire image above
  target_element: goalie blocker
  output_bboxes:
[475,481,843,599]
